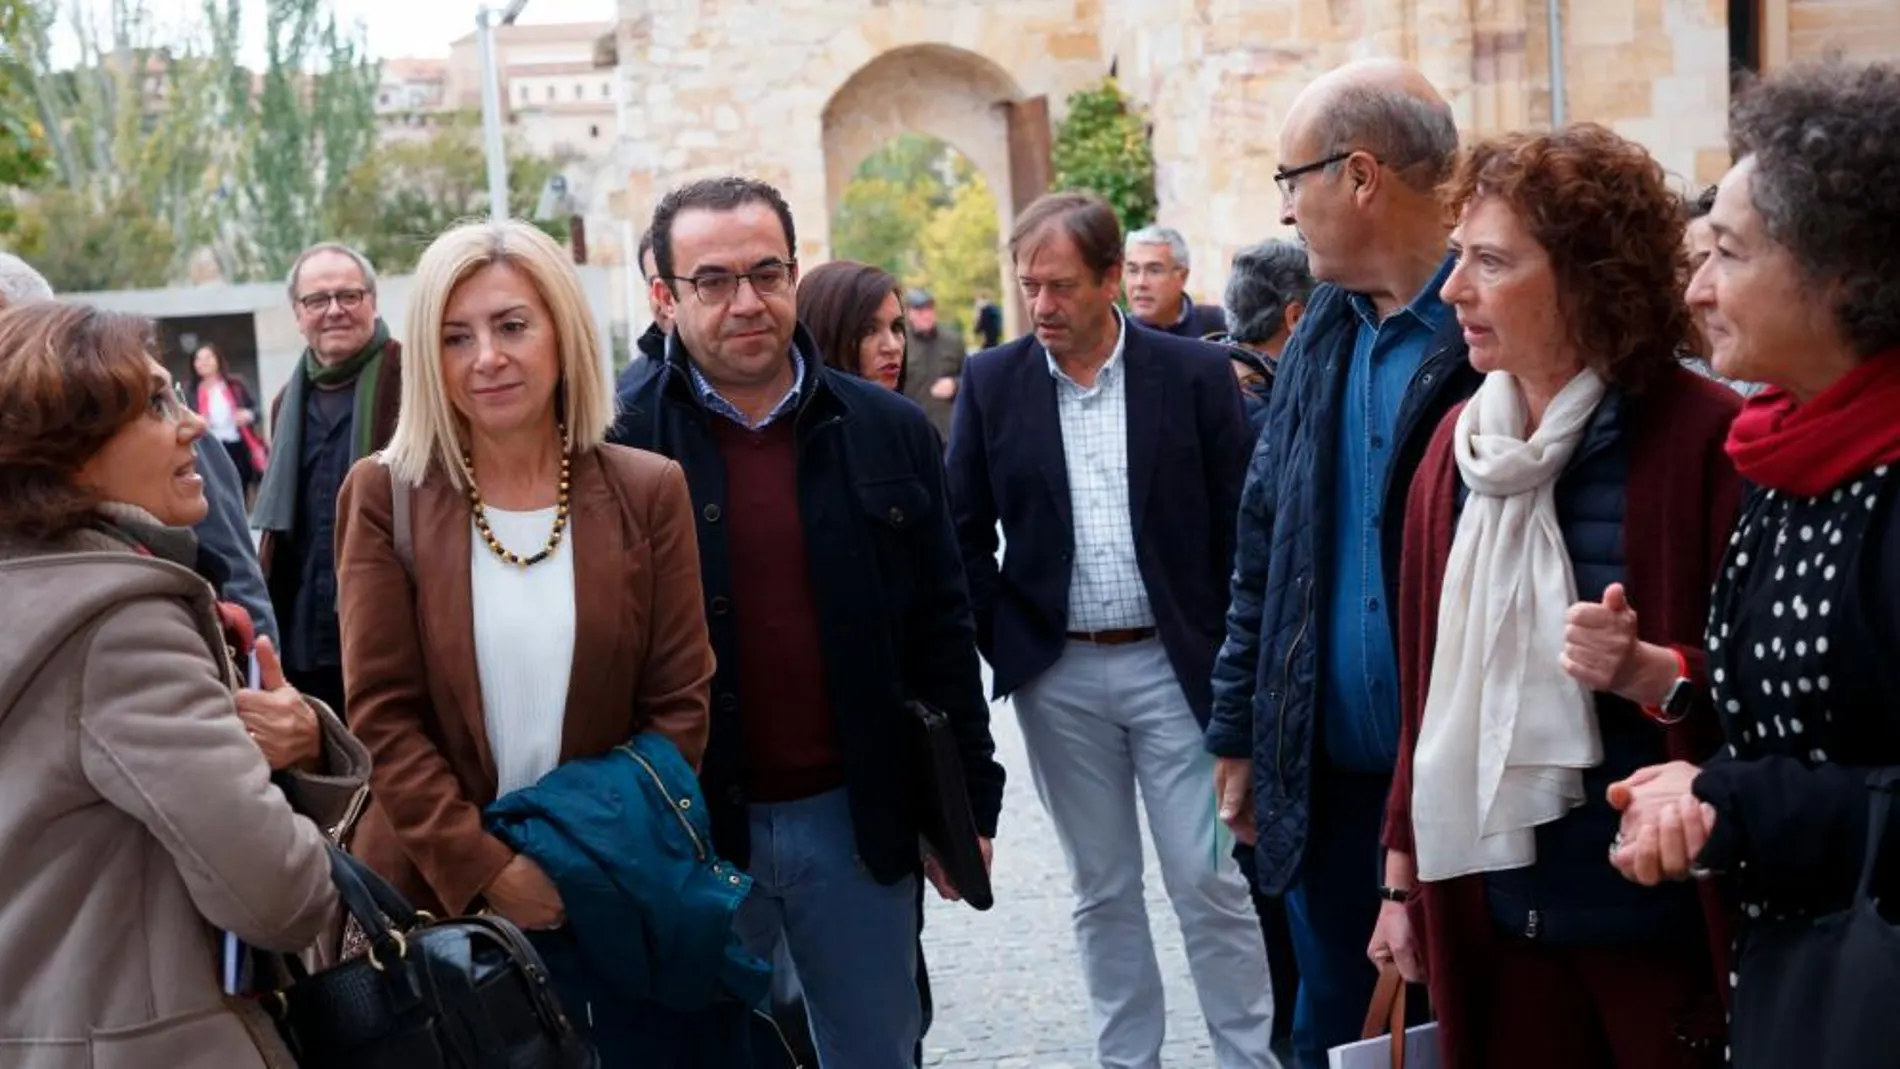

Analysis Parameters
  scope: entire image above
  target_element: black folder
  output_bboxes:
[905,700,994,911]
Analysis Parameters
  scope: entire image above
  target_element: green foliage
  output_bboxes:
[12,186,177,291]
[0,0,48,225]
[242,0,381,280]
[325,116,571,275]
[912,165,999,338]
[0,0,565,289]
[1051,77,1157,235]
[829,133,1000,336]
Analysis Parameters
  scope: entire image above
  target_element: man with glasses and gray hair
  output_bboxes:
[252,242,403,716]
[1124,225,1229,338]
[1205,59,1483,1068]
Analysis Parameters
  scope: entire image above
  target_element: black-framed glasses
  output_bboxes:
[296,288,369,315]
[1273,150,1356,200]
[666,260,796,305]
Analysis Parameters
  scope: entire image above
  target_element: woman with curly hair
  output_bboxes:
[1368,123,1743,1067]
[1608,61,1900,1065]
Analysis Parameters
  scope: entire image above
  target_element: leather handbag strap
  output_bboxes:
[1359,965,1408,1069]
[390,472,414,578]
[325,846,421,965]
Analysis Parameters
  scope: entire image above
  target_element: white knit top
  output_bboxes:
[469,506,576,797]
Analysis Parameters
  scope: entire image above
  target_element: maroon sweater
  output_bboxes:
[1384,366,1742,1064]
[708,416,844,802]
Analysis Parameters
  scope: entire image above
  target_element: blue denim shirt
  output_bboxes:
[1321,256,1454,772]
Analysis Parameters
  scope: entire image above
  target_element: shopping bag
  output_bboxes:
[1327,966,1442,1069]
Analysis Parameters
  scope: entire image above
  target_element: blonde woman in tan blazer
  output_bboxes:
[0,302,339,1069]
[336,220,713,930]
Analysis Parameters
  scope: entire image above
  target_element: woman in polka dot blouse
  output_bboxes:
[1609,60,1900,1063]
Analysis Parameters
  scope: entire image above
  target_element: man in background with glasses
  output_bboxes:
[1123,225,1228,339]
[610,176,1004,1068]
[1204,59,1479,1068]
[252,242,403,717]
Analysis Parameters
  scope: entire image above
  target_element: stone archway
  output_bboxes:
[818,44,1054,337]
[821,45,1022,221]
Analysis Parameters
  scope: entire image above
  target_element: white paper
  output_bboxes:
[1328,1022,1442,1069]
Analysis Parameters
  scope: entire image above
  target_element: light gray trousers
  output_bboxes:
[1014,637,1281,1069]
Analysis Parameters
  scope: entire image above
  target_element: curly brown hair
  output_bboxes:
[0,302,162,539]
[1440,123,1693,392]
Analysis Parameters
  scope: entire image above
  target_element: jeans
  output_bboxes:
[1284,771,1393,1069]
[732,788,920,1068]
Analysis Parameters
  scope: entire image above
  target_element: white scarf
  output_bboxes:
[1411,368,1608,882]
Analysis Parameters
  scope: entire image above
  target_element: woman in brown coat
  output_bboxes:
[0,303,343,1069]
[336,219,713,931]
[1370,126,1741,1067]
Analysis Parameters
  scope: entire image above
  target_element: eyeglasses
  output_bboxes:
[1124,262,1185,280]
[296,288,369,315]
[666,260,795,305]
[1273,150,1359,200]
[148,381,191,423]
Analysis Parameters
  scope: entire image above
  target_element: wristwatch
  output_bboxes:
[1643,647,1695,726]
[1378,885,1413,903]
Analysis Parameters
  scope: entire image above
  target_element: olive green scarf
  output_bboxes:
[251,320,391,534]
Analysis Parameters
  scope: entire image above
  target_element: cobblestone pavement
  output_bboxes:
[919,690,1218,1066]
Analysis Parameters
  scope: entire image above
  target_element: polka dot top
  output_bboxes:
[1706,464,1900,925]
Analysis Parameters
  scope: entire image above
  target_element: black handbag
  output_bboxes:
[262,846,598,1069]
[905,699,994,911]
[1731,769,1900,1069]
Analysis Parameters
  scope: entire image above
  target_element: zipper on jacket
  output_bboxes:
[1525,909,1541,940]
[1274,575,1313,784]
[620,744,709,862]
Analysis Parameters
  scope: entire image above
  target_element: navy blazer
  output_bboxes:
[945,317,1253,725]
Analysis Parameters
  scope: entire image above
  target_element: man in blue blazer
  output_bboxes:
[946,191,1279,1068]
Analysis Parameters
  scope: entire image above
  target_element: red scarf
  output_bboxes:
[1725,350,1900,497]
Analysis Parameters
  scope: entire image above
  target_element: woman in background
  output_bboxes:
[190,343,269,494]
[798,260,907,393]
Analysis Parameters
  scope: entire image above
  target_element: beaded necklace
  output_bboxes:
[465,427,570,567]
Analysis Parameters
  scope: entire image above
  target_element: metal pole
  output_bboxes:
[1548,0,1568,127]
[477,6,510,221]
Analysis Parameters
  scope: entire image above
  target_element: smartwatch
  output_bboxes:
[1643,647,1695,726]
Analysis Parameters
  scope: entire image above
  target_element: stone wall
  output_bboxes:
[613,0,1107,273]
[612,0,1891,318]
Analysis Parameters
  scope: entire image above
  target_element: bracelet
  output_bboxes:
[1378,885,1413,903]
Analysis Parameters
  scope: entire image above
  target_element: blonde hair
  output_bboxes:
[383,219,614,490]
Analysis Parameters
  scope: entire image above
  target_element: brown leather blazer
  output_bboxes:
[334,444,713,915]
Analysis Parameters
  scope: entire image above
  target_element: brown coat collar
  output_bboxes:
[407,447,634,793]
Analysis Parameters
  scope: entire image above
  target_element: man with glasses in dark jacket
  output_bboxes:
[1205,59,1481,1069]
[609,176,1003,1067]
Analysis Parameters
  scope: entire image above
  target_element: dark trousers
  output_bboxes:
[285,664,347,721]
[529,929,759,1067]
[1234,844,1300,1045]
[1473,937,1723,1069]
[1284,771,1394,1069]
